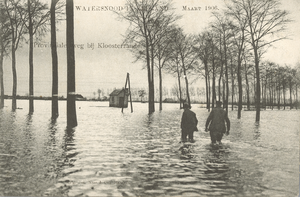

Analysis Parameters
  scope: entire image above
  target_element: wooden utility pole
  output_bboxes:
[122,73,133,113]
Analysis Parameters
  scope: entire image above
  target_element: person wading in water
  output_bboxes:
[181,103,198,143]
[205,101,230,145]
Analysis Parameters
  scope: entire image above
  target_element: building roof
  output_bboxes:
[109,88,129,96]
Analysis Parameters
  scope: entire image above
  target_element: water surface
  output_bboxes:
[0,100,298,196]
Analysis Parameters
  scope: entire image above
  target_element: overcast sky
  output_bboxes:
[2,0,300,98]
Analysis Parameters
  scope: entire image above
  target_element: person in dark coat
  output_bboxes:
[181,103,198,142]
[205,101,230,145]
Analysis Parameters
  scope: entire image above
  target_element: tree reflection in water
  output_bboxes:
[62,127,78,168]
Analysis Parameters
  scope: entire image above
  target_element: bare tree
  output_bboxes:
[4,0,27,111]
[20,0,50,114]
[266,62,277,109]
[154,23,178,110]
[224,1,249,118]
[207,32,218,108]
[294,63,300,109]
[50,0,63,119]
[117,0,173,114]
[0,0,11,108]
[237,0,291,122]
[287,67,296,109]
[134,13,179,110]
[138,89,146,102]
[97,88,101,100]
[211,12,233,112]
[166,48,183,108]
[195,31,212,111]
[172,28,197,107]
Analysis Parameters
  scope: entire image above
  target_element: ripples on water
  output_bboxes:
[0,100,299,197]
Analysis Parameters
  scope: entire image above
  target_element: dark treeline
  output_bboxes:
[117,0,299,122]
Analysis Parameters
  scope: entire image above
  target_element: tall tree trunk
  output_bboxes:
[237,57,242,118]
[28,0,34,114]
[51,0,59,119]
[11,37,17,111]
[283,84,286,110]
[289,82,292,109]
[237,34,245,118]
[208,74,211,111]
[222,79,225,106]
[150,43,155,113]
[254,49,260,122]
[261,78,264,106]
[146,42,151,113]
[6,0,18,111]
[244,63,250,110]
[212,54,216,108]
[0,9,4,109]
[158,62,162,111]
[204,62,210,111]
[269,76,272,109]
[0,49,4,109]
[205,75,209,110]
[66,0,77,127]
[273,81,276,110]
[223,35,229,113]
[231,79,234,111]
[176,60,182,109]
[144,27,154,114]
[177,73,182,109]
[218,69,222,101]
[271,82,274,110]
[230,58,234,111]
[184,73,190,106]
[253,74,256,105]
[218,36,223,102]
[277,82,280,110]
[182,62,190,107]
[264,78,267,109]
[225,65,229,111]
[296,84,298,110]
[209,37,216,108]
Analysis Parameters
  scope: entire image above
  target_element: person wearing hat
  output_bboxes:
[205,101,230,145]
[181,103,198,142]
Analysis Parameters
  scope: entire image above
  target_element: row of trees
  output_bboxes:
[118,0,297,122]
[259,62,299,110]
[0,0,77,127]
[95,61,300,109]
[1,0,51,112]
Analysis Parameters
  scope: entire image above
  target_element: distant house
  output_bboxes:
[109,88,129,108]
[75,94,85,101]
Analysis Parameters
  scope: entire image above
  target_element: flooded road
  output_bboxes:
[0,100,299,196]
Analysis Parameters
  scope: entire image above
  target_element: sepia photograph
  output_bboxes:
[0,0,299,196]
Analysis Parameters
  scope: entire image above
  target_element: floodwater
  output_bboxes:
[0,100,299,197]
